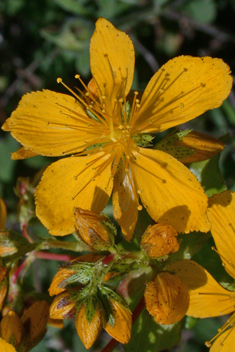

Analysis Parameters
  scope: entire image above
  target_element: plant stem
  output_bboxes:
[12,260,26,284]
[34,251,76,261]
[22,223,33,243]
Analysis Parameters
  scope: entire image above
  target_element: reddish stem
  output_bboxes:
[34,251,76,261]
[22,223,33,243]
[12,260,26,284]
[101,296,145,352]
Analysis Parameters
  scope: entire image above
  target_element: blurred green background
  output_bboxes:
[0,0,235,351]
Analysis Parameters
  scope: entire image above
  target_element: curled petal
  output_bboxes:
[130,147,210,233]
[208,191,235,279]
[11,147,37,160]
[135,56,232,133]
[113,164,138,241]
[35,152,113,236]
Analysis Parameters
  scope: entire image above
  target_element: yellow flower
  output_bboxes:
[0,338,17,352]
[2,18,232,239]
[168,191,235,351]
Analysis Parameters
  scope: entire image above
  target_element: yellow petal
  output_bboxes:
[135,56,232,133]
[0,198,7,229]
[208,191,235,279]
[175,131,225,164]
[104,299,132,344]
[75,302,103,349]
[168,260,234,318]
[11,147,37,160]
[90,18,135,112]
[130,147,210,233]
[112,163,138,241]
[36,152,113,236]
[2,90,101,156]
[209,325,235,352]
[0,338,17,352]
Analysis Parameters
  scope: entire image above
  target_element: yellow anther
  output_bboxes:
[85,92,89,96]
[101,95,106,100]
[137,189,142,194]
[126,155,130,160]
[134,91,139,95]
[137,205,143,211]
[136,99,140,103]
[119,125,124,129]
[57,78,62,83]
[136,104,140,108]
[119,98,123,103]
[75,74,80,79]
[102,109,106,113]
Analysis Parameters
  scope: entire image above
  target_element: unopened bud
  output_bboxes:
[175,131,225,164]
[50,292,76,320]
[0,311,24,347]
[49,268,76,296]
[141,223,179,258]
[87,78,99,100]
[0,198,7,229]
[75,297,103,349]
[144,272,189,325]
[0,278,8,311]
[104,299,132,344]
[20,300,49,341]
[74,208,116,250]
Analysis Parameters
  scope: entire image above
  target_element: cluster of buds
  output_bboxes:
[49,254,132,349]
[74,207,116,251]
[0,300,49,352]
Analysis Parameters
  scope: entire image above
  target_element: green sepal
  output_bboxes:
[98,284,130,327]
[83,295,104,324]
[61,263,96,287]
[132,133,154,147]
[154,129,194,161]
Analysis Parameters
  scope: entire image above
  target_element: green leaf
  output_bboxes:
[54,0,92,15]
[0,134,19,182]
[189,154,227,197]
[167,231,211,263]
[124,308,182,352]
[182,0,217,24]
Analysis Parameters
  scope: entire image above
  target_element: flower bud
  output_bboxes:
[0,278,8,311]
[0,231,19,256]
[174,131,225,164]
[75,297,103,349]
[141,223,179,258]
[49,268,76,296]
[0,311,24,347]
[104,299,132,344]
[50,292,76,320]
[0,198,7,230]
[74,207,116,250]
[20,300,49,341]
[144,272,189,325]
[87,78,99,100]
